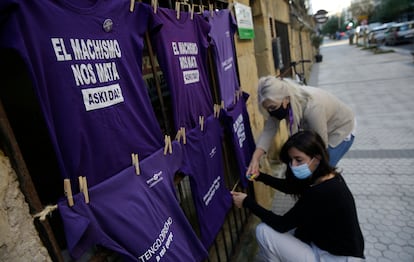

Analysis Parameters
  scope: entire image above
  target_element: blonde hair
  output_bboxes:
[257,76,311,134]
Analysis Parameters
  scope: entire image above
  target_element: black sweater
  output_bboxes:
[243,174,365,258]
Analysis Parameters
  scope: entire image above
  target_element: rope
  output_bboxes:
[33,204,58,221]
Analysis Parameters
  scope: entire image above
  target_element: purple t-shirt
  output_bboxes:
[205,9,240,108]
[150,7,213,131]
[0,0,164,186]
[220,92,256,188]
[58,142,208,261]
[180,116,232,248]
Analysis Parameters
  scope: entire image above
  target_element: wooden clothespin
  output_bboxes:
[78,176,90,204]
[164,135,172,154]
[164,135,169,154]
[208,3,214,17]
[135,154,140,175]
[234,90,241,103]
[199,0,208,12]
[175,1,180,19]
[151,0,158,13]
[168,135,172,154]
[180,127,187,144]
[78,176,84,193]
[131,153,140,175]
[190,4,195,20]
[199,115,205,131]
[214,104,221,118]
[64,179,74,207]
[130,0,135,12]
[176,0,191,20]
[175,128,182,143]
[83,177,90,203]
[192,2,204,15]
[227,0,234,10]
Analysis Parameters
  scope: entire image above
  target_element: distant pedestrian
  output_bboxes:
[232,130,365,261]
[247,76,355,176]
[336,31,341,40]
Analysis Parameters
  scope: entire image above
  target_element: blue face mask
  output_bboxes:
[290,158,315,179]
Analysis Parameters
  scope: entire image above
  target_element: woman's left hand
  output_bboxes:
[231,191,247,208]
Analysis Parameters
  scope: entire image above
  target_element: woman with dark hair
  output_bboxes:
[232,130,365,261]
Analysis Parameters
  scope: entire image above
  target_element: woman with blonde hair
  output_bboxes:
[247,76,355,176]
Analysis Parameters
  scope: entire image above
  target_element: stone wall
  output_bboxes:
[0,150,51,261]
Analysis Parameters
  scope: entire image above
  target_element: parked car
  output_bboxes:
[385,21,414,46]
[355,23,381,45]
[355,25,368,36]
[368,22,396,46]
[368,22,382,32]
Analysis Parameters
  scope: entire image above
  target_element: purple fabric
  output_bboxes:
[58,142,208,261]
[149,7,213,131]
[0,0,164,187]
[220,92,256,188]
[205,9,240,108]
[180,116,232,248]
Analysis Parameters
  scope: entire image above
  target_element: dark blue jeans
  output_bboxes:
[328,135,355,166]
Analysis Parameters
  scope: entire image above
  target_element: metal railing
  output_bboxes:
[175,173,253,262]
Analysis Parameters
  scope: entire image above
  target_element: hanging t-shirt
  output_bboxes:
[0,1,164,187]
[220,92,256,188]
[149,7,213,131]
[180,115,232,248]
[58,142,208,262]
[205,9,240,108]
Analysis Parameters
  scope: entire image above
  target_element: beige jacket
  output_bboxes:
[256,86,355,151]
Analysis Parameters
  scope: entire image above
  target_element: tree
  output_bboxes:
[321,16,339,37]
[321,13,347,37]
[371,0,414,22]
[348,0,375,23]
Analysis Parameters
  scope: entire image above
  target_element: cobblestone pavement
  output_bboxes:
[313,39,414,262]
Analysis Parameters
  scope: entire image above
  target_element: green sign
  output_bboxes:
[234,3,255,39]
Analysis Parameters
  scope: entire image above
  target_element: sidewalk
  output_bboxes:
[308,39,414,261]
[378,43,414,56]
[310,39,414,261]
[235,39,414,262]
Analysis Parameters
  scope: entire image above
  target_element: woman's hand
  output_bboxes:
[246,148,265,178]
[231,191,247,208]
[246,171,260,181]
[246,159,259,177]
